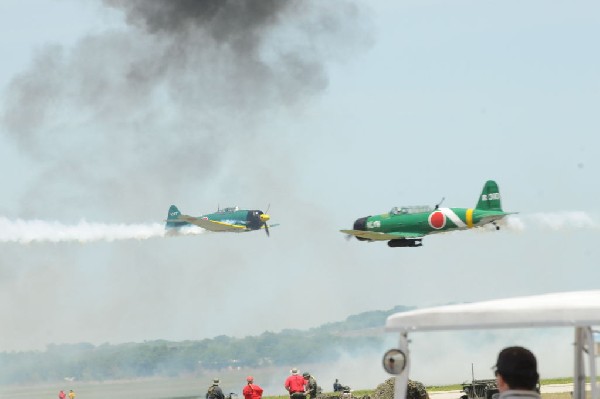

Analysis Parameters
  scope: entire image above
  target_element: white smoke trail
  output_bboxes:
[0,217,205,244]
[503,211,599,232]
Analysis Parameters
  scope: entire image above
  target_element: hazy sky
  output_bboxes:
[1,0,599,385]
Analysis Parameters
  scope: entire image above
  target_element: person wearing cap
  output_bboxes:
[243,376,264,399]
[284,368,307,399]
[207,378,225,399]
[303,372,318,399]
[494,346,541,399]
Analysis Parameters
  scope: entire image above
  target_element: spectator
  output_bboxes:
[333,379,343,392]
[303,372,318,399]
[207,378,225,399]
[243,376,264,399]
[284,368,307,399]
[494,346,540,399]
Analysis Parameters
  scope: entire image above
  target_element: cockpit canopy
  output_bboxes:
[390,205,433,215]
[219,206,239,213]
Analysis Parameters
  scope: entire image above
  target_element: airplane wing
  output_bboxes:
[340,230,424,241]
[179,215,247,232]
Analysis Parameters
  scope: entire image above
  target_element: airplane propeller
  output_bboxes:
[260,206,271,237]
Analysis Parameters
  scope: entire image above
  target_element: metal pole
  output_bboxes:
[585,327,598,399]
[394,332,410,399]
[574,327,585,399]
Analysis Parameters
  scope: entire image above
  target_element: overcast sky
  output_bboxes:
[1,0,599,386]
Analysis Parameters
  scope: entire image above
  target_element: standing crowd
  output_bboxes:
[204,346,540,399]
[206,368,319,399]
[206,376,266,399]
[284,368,318,399]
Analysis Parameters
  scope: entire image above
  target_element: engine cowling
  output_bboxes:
[353,217,368,231]
[352,217,370,241]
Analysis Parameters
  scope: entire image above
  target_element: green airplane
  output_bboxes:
[341,180,512,247]
[166,205,273,236]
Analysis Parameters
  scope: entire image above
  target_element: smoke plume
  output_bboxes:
[1,0,372,220]
[503,211,599,231]
[0,0,376,355]
[0,217,204,243]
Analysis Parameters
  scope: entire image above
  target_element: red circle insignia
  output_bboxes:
[428,211,446,229]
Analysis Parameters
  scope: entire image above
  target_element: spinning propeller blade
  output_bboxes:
[259,207,271,237]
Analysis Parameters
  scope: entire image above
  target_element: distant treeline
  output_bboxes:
[0,305,413,384]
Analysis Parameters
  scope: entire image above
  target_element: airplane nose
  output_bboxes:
[260,213,270,222]
[353,217,367,231]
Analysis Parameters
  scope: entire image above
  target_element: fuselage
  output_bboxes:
[354,207,508,236]
[204,209,267,230]
[165,204,271,234]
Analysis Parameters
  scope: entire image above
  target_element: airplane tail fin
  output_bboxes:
[475,180,503,211]
[165,205,184,228]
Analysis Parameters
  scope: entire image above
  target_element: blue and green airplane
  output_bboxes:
[166,205,272,236]
[341,180,513,247]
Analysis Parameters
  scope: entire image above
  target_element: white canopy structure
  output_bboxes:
[383,290,600,399]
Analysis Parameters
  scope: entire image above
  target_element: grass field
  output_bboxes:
[261,392,575,399]
[261,378,582,399]
[424,377,578,392]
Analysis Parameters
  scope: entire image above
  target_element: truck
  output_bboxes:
[460,379,499,399]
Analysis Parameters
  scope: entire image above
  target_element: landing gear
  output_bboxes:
[388,239,422,248]
[492,222,500,231]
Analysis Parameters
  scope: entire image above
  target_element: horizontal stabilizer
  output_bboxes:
[478,212,516,226]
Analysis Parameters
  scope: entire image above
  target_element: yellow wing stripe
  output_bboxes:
[179,215,248,232]
[466,208,474,228]
[210,220,246,229]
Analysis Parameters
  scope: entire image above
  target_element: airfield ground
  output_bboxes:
[0,381,582,399]
[429,384,578,399]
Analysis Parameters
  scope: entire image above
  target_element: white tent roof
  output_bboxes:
[386,290,600,332]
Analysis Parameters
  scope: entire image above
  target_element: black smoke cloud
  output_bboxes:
[2,0,371,221]
[106,0,286,38]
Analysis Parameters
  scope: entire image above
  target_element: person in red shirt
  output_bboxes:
[243,376,264,399]
[284,368,306,399]
[58,391,67,399]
